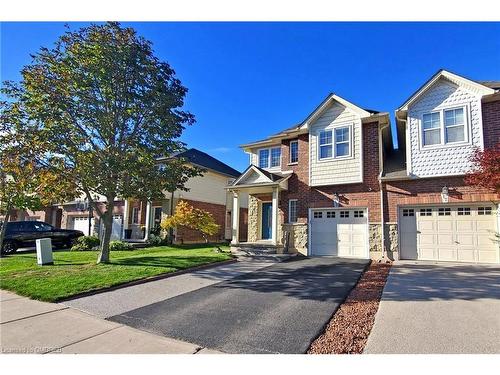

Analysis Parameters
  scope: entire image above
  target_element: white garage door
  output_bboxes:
[71,216,95,236]
[399,205,499,264]
[310,208,368,258]
[99,215,123,240]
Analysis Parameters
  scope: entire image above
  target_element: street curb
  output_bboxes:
[57,257,237,302]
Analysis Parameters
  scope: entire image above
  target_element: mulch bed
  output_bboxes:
[308,260,392,354]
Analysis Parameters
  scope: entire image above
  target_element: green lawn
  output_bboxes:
[0,245,232,302]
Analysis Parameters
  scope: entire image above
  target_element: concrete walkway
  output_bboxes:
[63,258,274,318]
[0,290,221,354]
[364,261,500,354]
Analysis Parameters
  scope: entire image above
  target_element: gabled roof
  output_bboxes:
[229,165,292,188]
[173,148,241,178]
[240,93,381,149]
[397,69,495,112]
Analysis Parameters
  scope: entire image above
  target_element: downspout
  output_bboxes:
[379,172,387,262]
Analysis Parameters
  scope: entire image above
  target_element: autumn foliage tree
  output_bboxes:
[161,200,220,243]
[465,143,500,194]
[1,22,200,263]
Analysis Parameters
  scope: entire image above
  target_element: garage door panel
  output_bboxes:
[400,205,499,264]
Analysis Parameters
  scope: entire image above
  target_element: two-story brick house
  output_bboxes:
[229,70,500,264]
[228,94,391,259]
[382,70,500,264]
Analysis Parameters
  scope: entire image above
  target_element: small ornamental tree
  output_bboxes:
[1,22,201,263]
[161,200,220,243]
[465,143,500,195]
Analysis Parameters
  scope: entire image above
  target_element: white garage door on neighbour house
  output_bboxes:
[310,208,368,258]
[71,216,95,236]
[399,205,499,264]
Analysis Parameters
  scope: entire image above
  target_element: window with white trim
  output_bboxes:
[258,149,269,168]
[422,112,441,146]
[258,147,281,169]
[319,126,352,160]
[421,106,467,147]
[335,127,350,157]
[290,140,299,164]
[132,207,139,224]
[288,200,298,223]
[444,108,465,143]
[319,130,333,159]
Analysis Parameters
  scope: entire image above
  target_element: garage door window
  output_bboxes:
[313,211,323,218]
[478,207,492,215]
[354,210,364,218]
[340,211,349,218]
[402,208,414,217]
[457,207,471,216]
[326,211,335,218]
[420,208,432,216]
[438,208,451,216]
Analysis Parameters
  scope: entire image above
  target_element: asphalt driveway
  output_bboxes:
[109,257,369,354]
[364,261,500,354]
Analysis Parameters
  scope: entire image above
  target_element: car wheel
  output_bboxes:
[2,241,18,255]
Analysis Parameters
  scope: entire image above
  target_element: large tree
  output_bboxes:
[1,22,200,263]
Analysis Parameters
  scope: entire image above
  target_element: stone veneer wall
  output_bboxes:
[385,223,399,260]
[282,223,307,255]
[247,195,259,242]
[369,223,383,259]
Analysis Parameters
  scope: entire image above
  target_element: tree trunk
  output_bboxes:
[97,200,115,264]
[0,211,11,257]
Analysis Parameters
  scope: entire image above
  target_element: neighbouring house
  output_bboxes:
[4,148,248,244]
[382,69,500,264]
[227,93,391,259]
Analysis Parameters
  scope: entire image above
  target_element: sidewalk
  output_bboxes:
[0,290,221,354]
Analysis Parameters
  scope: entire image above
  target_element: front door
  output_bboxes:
[261,202,272,240]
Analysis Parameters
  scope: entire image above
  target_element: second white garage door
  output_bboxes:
[310,208,368,258]
[399,205,499,264]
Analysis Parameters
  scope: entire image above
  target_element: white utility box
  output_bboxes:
[36,238,53,265]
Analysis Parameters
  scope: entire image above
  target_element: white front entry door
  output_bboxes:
[399,205,499,263]
[310,208,368,258]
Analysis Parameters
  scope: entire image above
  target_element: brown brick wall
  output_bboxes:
[482,99,500,148]
[280,122,382,222]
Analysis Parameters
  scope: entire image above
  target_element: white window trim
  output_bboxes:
[288,199,298,223]
[419,104,470,150]
[131,207,139,224]
[289,140,299,164]
[317,123,353,161]
[258,146,281,169]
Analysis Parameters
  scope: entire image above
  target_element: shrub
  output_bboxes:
[147,234,164,246]
[108,240,134,251]
[71,235,100,251]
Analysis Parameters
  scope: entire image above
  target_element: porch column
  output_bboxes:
[122,198,129,239]
[231,191,240,245]
[144,200,152,241]
[271,186,279,245]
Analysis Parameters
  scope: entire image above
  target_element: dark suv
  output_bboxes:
[1,221,84,254]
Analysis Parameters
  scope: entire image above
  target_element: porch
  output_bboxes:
[227,165,292,252]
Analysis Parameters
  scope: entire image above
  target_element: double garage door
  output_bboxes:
[71,215,123,240]
[400,205,499,264]
[310,208,368,258]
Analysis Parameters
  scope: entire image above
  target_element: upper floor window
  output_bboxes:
[319,130,333,159]
[290,140,299,164]
[319,125,351,160]
[421,106,467,147]
[258,147,281,169]
[258,149,270,168]
[422,112,441,146]
[444,108,465,143]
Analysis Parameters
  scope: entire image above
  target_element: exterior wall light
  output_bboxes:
[333,193,340,207]
[441,186,449,203]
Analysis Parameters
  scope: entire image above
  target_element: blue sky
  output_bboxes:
[1,22,499,172]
